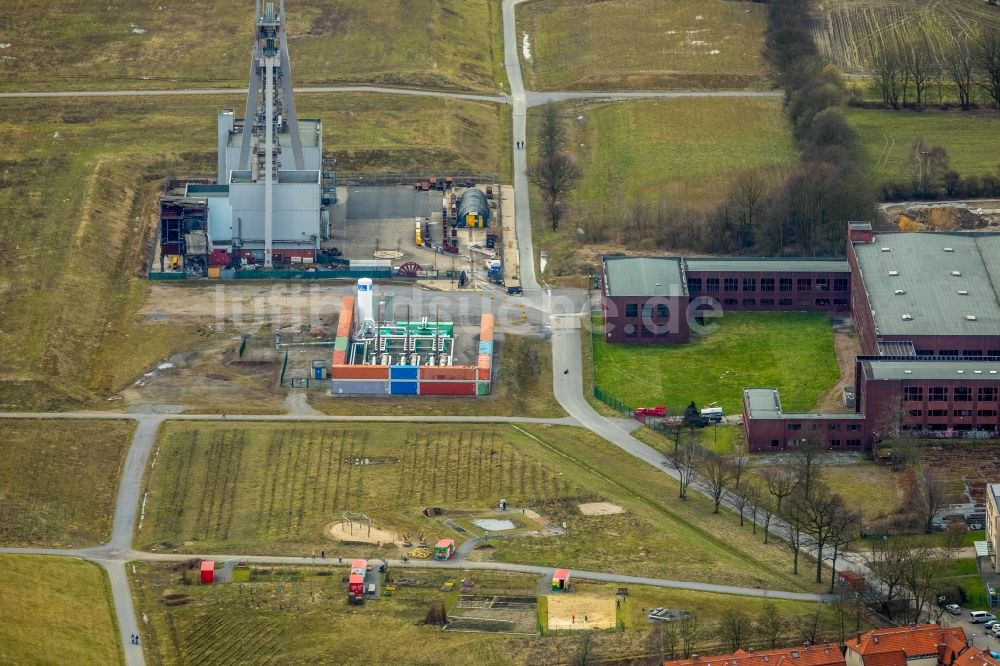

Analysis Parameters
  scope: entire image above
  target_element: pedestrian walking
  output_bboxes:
[572,614,575,624]
[129,633,134,644]
[321,550,325,559]
[136,635,140,646]
[585,615,588,622]
[338,556,342,564]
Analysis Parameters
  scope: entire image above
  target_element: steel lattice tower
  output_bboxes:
[237,0,304,268]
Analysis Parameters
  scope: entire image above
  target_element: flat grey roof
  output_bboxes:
[862,359,1000,381]
[685,258,849,274]
[853,232,1000,337]
[743,388,864,420]
[603,256,685,297]
[744,388,782,419]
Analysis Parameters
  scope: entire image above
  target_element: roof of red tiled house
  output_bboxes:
[667,643,845,666]
[954,647,999,666]
[845,625,968,666]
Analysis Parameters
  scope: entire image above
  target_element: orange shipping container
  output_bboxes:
[479,314,494,342]
[332,350,347,365]
[332,364,388,380]
[477,354,491,369]
[419,366,477,381]
[337,296,355,336]
[478,367,490,381]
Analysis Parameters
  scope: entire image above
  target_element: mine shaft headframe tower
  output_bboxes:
[238,0,305,268]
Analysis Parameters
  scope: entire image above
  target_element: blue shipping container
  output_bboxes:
[389,365,419,380]
[330,380,389,395]
[390,381,419,395]
[478,340,493,355]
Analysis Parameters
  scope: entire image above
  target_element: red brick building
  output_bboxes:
[685,258,850,313]
[601,256,690,344]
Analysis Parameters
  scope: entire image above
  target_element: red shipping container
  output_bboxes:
[419,381,476,396]
[332,350,347,365]
[480,314,494,341]
[419,366,477,381]
[333,364,388,380]
[478,367,490,381]
[200,560,215,584]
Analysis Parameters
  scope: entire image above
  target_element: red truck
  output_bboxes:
[634,406,667,419]
[348,559,367,604]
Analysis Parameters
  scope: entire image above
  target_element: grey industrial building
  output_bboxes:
[159,0,334,271]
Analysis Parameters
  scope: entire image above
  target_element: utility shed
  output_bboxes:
[200,560,215,584]
[456,188,490,228]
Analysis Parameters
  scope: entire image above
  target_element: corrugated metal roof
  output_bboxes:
[863,359,1000,381]
[603,256,685,297]
[685,258,850,273]
[854,232,1000,336]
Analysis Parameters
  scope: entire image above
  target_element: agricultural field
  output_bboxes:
[131,562,827,666]
[517,0,769,90]
[592,313,841,415]
[0,419,133,547]
[848,109,1000,187]
[139,422,821,591]
[529,97,796,281]
[0,555,122,666]
[0,0,504,92]
[0,94,507,411]
[812,0,1000,75]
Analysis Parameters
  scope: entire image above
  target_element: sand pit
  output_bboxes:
[325,521,398,545]
[547,594,617,630]
[578,502,625,516]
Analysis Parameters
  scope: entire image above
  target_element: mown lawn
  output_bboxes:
[848,109,1000,186]
[0,0,504,92]
[593,312,841,415]
[0,555,121,665]
[0,419,134,547]
[518,0,769,90]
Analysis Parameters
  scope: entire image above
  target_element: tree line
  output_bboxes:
[868,26,1000,111]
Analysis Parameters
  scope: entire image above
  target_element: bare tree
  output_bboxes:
[864,537,910,620]
[918,468,947,533]
[717,609,753,652]
[871,42,905,109]
[746,482,764,536]
[762,466,797,512]
[700,453,734,513]
[977,27,1000,110]
[903,41,935,108]
[537,101,565,160]
[729,171,767,250]
[531,152,581,231]
[731,445,750,492]
[733,486,751,528]
[803,484,848,584]
[901,546,941,624]
[826,508,861,592]
[755,603,787,649]
[790,438,823,499]
[647,620,680,662]
[943,38,976,110]
[678,615,703,659]
[781,491,811,576]
[796,606,824,645]
[668,438,701,500]
[758,492,776,544]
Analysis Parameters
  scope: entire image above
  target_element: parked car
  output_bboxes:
[991,624,1000,636]
[971,610,996,623]
[945,604,963,615]
[984,619,999,629]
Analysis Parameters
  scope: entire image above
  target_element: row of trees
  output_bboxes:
[869,27,1000,111]
[531,102,582,231]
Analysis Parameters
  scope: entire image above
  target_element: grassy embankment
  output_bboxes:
[0,419,134,548]
[0,0,505,92]
[0,94,508,411]
[0,555,122,665]
[138,421,824,592]
[518,0,769,91]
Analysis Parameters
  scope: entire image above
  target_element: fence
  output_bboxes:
[279,352,289,387]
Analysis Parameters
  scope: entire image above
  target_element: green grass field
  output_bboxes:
[0,555,122,665]
[0,419,134,547]
[593,313,841,415]
[0,0,504,92]
[0,95,507,410]
[849,109,1000,186]
[131,561,826,665]
[139,421,820,591]
[517,0,769,91]
[529,97,796,282]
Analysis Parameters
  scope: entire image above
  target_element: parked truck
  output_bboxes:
[434,539,456,560]
[348,559,368,604]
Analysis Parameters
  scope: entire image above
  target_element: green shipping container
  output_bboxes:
[477,381,491,396]
[334,337,348,351]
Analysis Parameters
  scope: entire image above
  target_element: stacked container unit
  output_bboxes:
[330,295,391,394]
[331,295,354,367]
[389,364,419,396]
[477,314,494,395]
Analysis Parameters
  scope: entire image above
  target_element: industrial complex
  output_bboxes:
[601,223,1000,451]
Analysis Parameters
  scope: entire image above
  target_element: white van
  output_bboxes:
[970,611,996,623]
